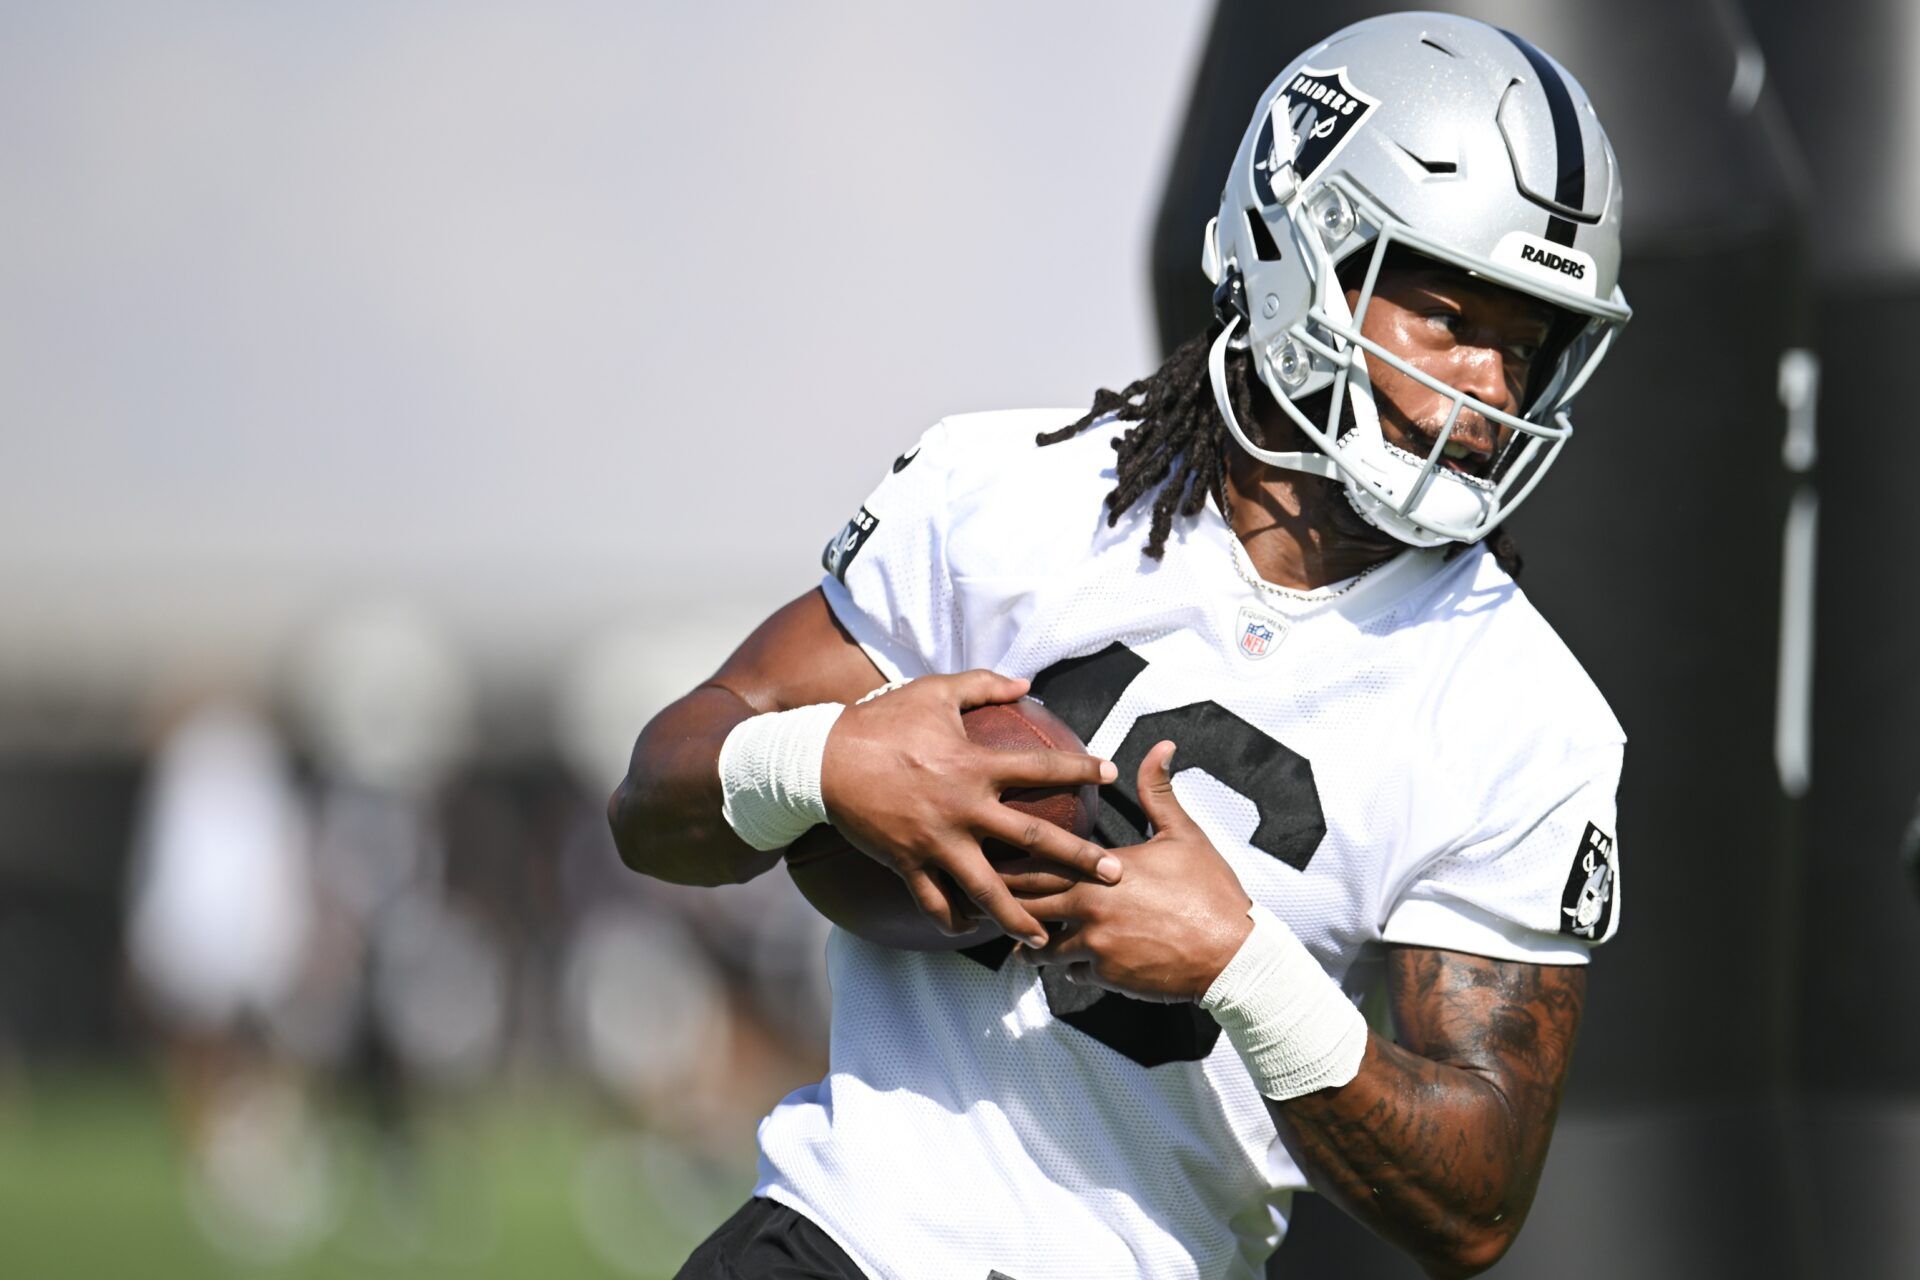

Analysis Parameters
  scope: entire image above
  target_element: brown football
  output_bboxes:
[784,697,1100,951]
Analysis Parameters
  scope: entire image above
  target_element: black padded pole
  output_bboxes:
[1744,1,1920,1274]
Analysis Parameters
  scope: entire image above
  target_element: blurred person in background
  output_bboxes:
[0,5,1243,1279]
[126,606,498,1263]
[552,622,837,1270]
[614,13,1634,1280]
[554,625,831,1137]
[285,605,501,1258]
[125,696,329,1259]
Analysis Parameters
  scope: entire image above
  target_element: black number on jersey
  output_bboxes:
[960,641,1326,1068]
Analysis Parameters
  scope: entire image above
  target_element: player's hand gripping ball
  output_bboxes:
[786,697,1100,951]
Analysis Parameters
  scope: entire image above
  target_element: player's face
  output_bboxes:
[1343,267,1558,481]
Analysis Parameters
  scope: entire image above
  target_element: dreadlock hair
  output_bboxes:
[1036,323,1526,579]
[1035,325,1233,562]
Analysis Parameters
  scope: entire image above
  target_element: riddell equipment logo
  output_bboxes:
[1492,231,1599,298]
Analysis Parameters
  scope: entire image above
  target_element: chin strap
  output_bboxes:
[1209,317,1341,481]
[1214,308,1460,550]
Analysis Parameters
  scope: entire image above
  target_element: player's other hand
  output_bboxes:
[1016,741,1253,1002]
[819,669,1121,948]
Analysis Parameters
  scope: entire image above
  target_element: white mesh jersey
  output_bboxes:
[756,410,1625,1280]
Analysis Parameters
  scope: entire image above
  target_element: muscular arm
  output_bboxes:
[1266,948,1586,1279]
[608,582,1116,935]
[607,587,885,887]
[1013,749,1587,1276]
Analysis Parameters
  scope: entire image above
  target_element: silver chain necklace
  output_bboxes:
[1227,530,1388,604]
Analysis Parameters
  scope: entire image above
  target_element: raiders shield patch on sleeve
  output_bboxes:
[821,506,879,583]
[1559,822,1617,940]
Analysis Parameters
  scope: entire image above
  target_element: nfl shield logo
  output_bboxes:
[1236,606,1287,661]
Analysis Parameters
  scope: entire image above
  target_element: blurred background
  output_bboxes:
[0,2,1913,1277]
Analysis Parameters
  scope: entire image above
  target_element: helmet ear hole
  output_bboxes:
[1244,209,1284,262]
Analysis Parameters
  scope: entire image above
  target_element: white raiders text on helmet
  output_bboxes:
[1202,12,1632,547]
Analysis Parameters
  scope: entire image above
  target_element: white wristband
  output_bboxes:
[717,702,845,851]
[1200,903,1369,1102]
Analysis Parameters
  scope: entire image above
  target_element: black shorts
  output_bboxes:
[676,1197,870,1280]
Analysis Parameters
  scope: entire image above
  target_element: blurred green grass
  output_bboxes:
[0,1071,754,1280]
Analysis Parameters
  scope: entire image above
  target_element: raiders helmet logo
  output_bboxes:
[1253,65,1382,201]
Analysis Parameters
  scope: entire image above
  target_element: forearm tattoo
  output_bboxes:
[1266,948,1586,1276]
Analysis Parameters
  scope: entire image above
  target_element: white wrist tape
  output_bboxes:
[717,702,845,851]
[1200,903,1369,1101]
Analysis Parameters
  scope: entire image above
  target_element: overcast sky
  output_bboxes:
[0,2,1212,712]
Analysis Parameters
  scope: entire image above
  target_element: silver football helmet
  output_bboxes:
[1203,12,1631,546]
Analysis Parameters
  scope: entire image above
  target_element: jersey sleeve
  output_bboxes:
[1381,741,1623,965]
[817,421,962,681]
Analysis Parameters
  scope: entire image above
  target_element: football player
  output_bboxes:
[613,14,1630,1279]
